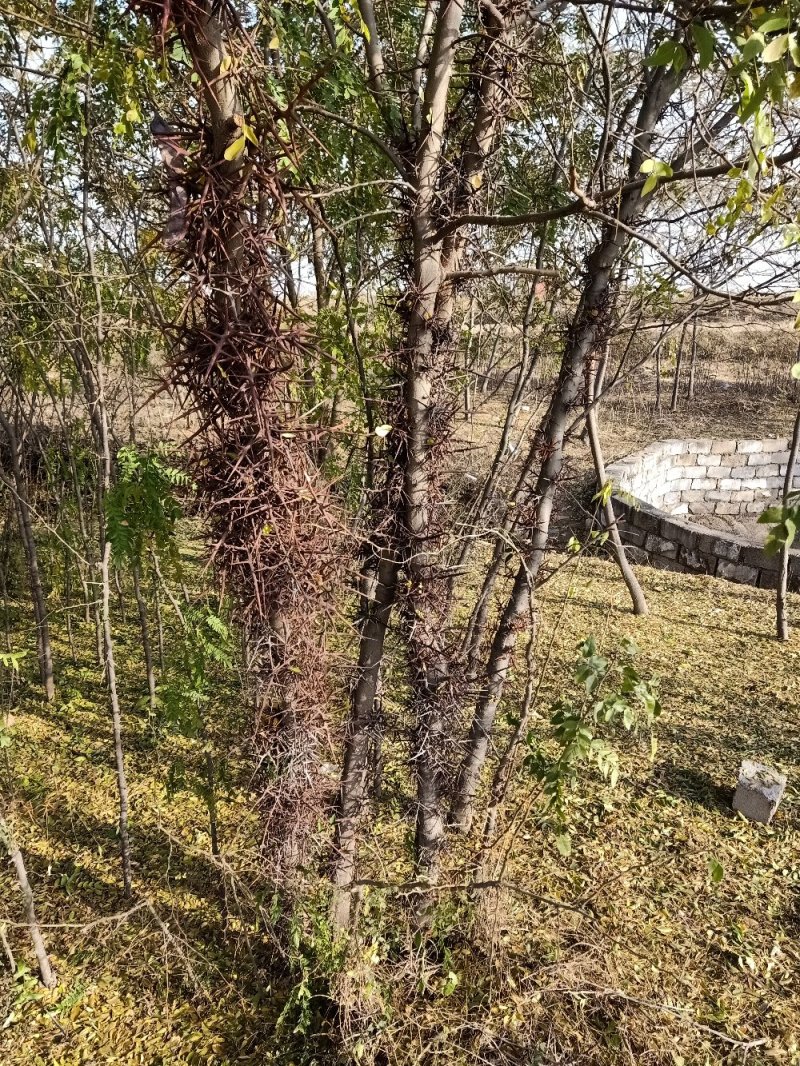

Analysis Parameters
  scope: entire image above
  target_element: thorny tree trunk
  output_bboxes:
[777,410,800,640]
[0,812,56,988]
[586,356,648,615]
[0,411,55,701]
[449,65,679,831]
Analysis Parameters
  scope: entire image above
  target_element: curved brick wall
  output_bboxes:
[607,438,800,588]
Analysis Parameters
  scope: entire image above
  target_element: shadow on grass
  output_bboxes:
[653,762,734,814]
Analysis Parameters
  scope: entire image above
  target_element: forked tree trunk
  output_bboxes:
[449,64,679,831]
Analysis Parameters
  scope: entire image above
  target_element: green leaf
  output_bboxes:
[645,40,677,67]
[555,833,572,858]
[762,33,789,63]
[224,135,247,161]
[643,173,658,195]
[691,23,715,69]
[741,32,766,64]
[791,362,800,380]
[756,15,789,34]
[671,43,689,74]
[709,857,724,884]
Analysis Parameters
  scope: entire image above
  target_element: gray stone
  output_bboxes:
[760,439,789,453]
[711,439,737,453]
[644,533,678,558]
[716,560,759,583]
[732,760,787,825]
[737,439,764,453]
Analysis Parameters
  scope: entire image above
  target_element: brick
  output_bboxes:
[666,466,687,482]
[682,489,707,502]
[732,466,751,479]
[690,438,713,454]
[737,439,764,453]
[715,467,732,479]
[730,490,755,503]
[688,502,713,515]
[714,502,741,515]
[661,491,682,507]
[716,559,759,583]
[691,478,717,490]
[720,478,739,491]
[683,465,707,478]
[732,760,786,824]
[705,453,723,467]
[711,439,738,453]
[758,465,779,478]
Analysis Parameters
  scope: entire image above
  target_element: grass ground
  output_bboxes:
[0,551,798,1064]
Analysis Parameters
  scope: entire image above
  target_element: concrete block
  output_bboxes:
[730,490,755,503]
[705,454,723,467]
[712,439,738,454]
[682,489,707,502]
[716,560,759,583]
[714,502,740,515]
[745,501,768,514]
[683,465,707,478]
[691,477,717,490]
[732,466,751,479]
[661,439,688,455]
[672,502,689,515]
[720,479,739,491]
[737,439,764,453]
[760,439,789,453]
[645,534,678,559]
[715,467,733,479]
[690,439,714,454]
[755,464,779,478]
[682,548,715,574]
[688,502,713,515]
[732,760,787,824]
[757,569,779,590]
[711,537,742,563]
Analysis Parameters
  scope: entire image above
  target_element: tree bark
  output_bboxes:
[449,64,679,831]
[0,812,56,989]
[0,412,55,701]
[777,410,800,640]
[586,356,648,615]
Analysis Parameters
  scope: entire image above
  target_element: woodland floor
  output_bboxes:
[1,326,799,1063]
[0,552,799,1065]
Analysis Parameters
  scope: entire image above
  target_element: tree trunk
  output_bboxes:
[332,551,400,930]
[0,412,55,701]
[777,410,800,640]
[586,356,648,615]
[449,64,680,831]
[132,562,157,713]
[0,812,57,989]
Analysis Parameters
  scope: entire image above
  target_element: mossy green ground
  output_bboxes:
[1,557,798,1064]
